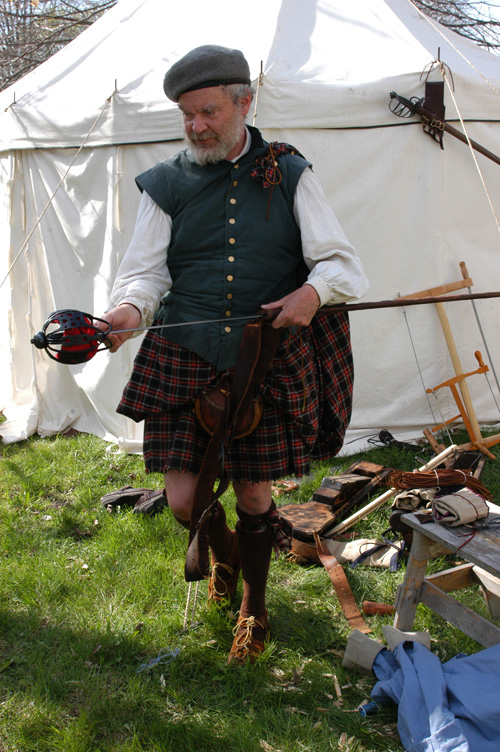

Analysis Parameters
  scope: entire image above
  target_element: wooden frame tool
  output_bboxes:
[401,263,500,459]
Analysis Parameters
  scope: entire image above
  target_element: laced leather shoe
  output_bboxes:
[207,532,240,605]
[227,613,269,665]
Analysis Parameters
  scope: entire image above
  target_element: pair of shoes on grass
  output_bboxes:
[100,486,167,516]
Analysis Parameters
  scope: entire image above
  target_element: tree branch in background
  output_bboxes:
[0,1,499,93]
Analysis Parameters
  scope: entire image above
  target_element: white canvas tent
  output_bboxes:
[1,0,499,455]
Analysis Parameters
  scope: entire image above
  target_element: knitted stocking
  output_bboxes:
[236,503,274,619]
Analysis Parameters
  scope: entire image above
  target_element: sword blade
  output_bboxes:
[110,312,266,336]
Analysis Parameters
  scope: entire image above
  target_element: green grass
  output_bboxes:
[0,429,499,751]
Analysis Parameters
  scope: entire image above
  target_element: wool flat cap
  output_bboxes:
[163,45,251,102]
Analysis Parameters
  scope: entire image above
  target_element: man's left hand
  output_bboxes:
[261,284,320,328]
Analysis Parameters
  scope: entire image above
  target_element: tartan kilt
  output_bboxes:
[117,311,353,482]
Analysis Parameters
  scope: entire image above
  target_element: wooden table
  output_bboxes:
[393,511,500,647]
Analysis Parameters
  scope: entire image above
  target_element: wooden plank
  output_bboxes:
[473,567,500,619]
[342,460,388,477]
[312,474,370,506]
[425,563,475,592]
[402,513,500,578]
[393,532,432,631]
[420,580,500,647]
[484,593,500,620]
[473,567,500,598]
[400,279,473,299]
[278,501,337,541]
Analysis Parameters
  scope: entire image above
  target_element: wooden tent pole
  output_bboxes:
[434,300,482,445]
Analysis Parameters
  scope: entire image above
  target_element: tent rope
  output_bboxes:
[400,299,441,427]
[438,61,500,236]
[0,88,117,291]
[409,0,500,98]
[409,1,500,237]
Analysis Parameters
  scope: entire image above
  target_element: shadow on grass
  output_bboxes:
[0,599,397,752]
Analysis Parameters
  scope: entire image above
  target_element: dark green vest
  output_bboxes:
[136,126,310,370]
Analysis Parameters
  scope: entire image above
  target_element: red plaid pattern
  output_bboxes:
[117,311,353,481]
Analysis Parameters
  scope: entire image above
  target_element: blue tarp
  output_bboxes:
[371,641,500,752]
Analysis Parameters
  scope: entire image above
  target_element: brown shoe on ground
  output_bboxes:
[207,533,240,605]
[227,613,269,665]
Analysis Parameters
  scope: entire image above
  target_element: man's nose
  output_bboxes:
[191,114,208,133]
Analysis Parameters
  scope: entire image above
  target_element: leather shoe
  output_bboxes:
[228,613,269,665]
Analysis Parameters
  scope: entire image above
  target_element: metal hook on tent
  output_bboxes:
[4,92,16,113]
[420,55,455,90]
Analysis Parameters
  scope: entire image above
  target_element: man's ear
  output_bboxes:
[240,91,253,118]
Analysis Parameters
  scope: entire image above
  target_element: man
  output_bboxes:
[102,45,369,664]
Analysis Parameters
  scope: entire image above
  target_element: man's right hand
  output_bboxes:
[97,303,142,353]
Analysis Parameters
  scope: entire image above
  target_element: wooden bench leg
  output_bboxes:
[393,531,450,632]
[393,532,429,631]
[473,567,500,620]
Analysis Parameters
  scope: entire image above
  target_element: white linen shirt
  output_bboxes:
[110,130,369,327]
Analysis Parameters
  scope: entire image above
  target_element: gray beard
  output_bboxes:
[185,111,246,166]
[187,139,234,165]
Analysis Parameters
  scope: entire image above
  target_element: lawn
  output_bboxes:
[0,428,498,751]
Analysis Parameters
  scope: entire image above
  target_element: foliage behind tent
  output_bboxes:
[0,1,499,93]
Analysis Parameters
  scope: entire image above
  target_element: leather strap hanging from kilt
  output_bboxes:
[185,313,282,582]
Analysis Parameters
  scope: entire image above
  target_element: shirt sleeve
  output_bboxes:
[293,167,370,306]
[109,191,172,327]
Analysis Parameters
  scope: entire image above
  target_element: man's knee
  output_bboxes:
[164,470,197,522]
[233,480,273,514]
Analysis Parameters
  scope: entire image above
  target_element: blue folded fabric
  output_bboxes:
[370,641,500,752]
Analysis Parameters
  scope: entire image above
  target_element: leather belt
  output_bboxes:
[185,312,282,582]
[314,532,371,634]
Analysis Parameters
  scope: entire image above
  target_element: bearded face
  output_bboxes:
[186,105,246,165]
[178,86,251,165]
